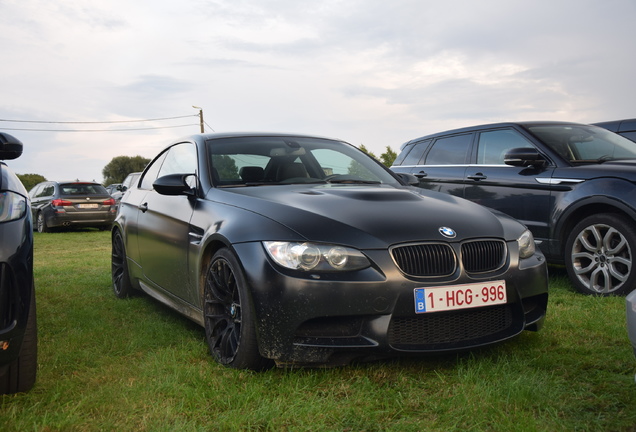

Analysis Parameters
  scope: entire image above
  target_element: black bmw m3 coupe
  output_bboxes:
[111,133,548,369]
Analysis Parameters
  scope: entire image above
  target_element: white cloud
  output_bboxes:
[1,0,635,182]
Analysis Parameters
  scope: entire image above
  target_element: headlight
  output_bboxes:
[0,191,27,223]
[517,229,536,259]
[263,241,370,272]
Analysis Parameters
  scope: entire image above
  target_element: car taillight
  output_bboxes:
[103,198,116,205]
[52,199,73,206]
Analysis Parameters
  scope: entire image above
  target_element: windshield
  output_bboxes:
[206,136,400,187]
[526,124,636,163]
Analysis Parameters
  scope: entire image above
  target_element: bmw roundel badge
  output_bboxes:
[439,227,456,238]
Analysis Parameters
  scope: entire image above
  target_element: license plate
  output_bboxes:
[77,203,99,209]
[414,280,507,313]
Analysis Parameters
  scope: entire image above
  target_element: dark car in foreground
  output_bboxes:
[391,121,636,296]
[112,132,548,369]
[28,180,116,232]
[0,132,37,394]
[594,119,636,143]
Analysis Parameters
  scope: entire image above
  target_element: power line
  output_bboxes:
[0,114,197,124]
[0,124,199,132]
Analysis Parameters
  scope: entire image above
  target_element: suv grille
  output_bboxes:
[391,240,506,277]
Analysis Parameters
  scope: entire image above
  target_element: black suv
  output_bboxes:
[391,121,636,296]
[0,132,37,393]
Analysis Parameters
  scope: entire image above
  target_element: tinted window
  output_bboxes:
[28,184,42,199]
[140,152,168,190]
[38,184,54,197]
[528,124,636,162]
[207,136,399,186]
[620,131,636,143]
[398,141,430,166]
[158,143,197,178]
[59,183,107,195]
[477,130,533,164]
[425,134,472,165]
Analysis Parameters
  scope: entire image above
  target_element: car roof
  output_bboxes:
[183,131,342,142]
[593,118,636,133]
[403,121,591,145]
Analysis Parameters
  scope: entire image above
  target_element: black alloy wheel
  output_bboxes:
[203,249,270,370]
[111,230,133,298]
[566,213,636,296]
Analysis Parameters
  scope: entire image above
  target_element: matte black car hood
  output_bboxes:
[214,185,512,248]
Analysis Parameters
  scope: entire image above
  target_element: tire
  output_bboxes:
[565,213,636,296]
[0,282,37,394]
[111,230,134,298]
[203,249,272,370]
[36,212,49,233]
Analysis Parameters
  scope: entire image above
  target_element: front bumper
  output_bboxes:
[234,241,548,366]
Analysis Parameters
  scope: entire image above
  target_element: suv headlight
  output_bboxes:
[263,241,370,272]
[0,191,27,223]
[518,229,536,259]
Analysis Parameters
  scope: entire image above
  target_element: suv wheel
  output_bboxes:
[565,213,636,295]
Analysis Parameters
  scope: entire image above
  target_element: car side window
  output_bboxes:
[140,152,168,190]
[424,134,472,165]
[477,130,533,165]
[37,184,54,198]
[397,140,430,166]
[140,143,197,190]
[158,143,197,178]
[28,184,42,199]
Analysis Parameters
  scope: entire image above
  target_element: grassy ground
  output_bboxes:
[1,230,635,431]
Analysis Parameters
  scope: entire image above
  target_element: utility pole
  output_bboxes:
[193,106,204,133]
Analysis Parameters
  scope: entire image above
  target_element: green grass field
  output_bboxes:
[1,230,635,431]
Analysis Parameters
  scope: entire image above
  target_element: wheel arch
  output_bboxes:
[554,197,636,261]
[197,235,234,302]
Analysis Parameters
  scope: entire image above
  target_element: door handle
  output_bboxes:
[139,202,148,213]
[414,170,428,178]
[467,173,487,181]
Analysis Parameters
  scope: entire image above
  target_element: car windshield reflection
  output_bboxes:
[527,124,636,163]
[206,136,397,188]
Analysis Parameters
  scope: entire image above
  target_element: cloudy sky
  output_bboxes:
[1,0,635,183]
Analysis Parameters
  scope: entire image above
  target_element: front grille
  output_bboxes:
[388,304,513,349]
[391,239,507,277]
[461,240,506,273]
[391,243,456,277]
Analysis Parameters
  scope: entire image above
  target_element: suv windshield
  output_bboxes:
[206,136,399,187]
[526,124,636,163]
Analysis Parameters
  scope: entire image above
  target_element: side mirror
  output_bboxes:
[394,172,420,186]
[153,173,196,196]
[504,147,546,167]
[0,132,23,160]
